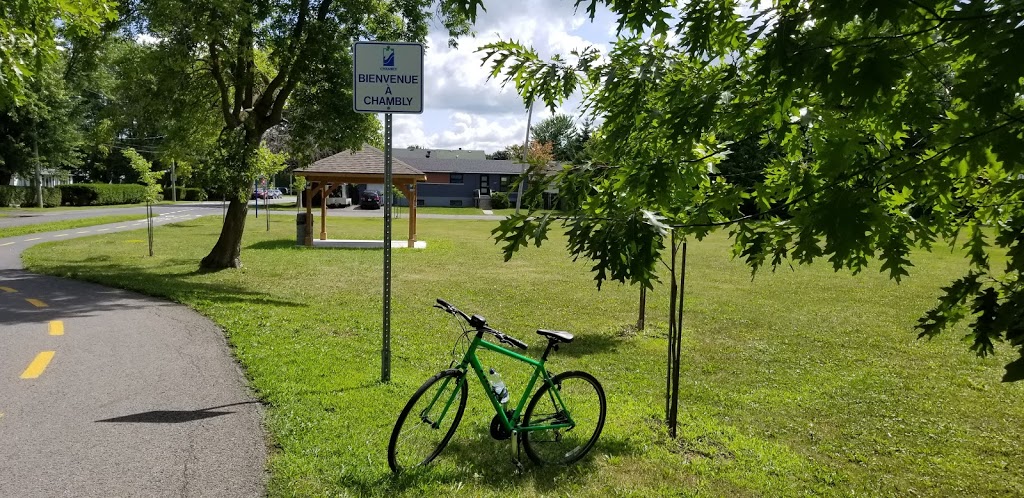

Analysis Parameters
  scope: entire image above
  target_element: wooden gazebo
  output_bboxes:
[293,145,426,247]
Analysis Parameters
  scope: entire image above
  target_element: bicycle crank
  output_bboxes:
[489,410,515,440]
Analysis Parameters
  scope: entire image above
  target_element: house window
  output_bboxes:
[417,199,425,207]
[499,175,513,191]
[450,173,463,184]
[450,200,463,207]
[479,175,489,188]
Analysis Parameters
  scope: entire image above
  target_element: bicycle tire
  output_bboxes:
[387,369,468,473]
[521,370,606,466]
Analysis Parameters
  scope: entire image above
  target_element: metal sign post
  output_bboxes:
[353,41,423,383]
[382,114,393,382]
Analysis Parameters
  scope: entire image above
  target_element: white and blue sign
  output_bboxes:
[354,41,423,114]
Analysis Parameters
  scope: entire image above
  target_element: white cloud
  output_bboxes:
[390,112,528,152]
[395,1,614,153]
[135,33,162,45]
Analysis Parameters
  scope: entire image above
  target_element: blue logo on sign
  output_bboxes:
[383,46,395,67]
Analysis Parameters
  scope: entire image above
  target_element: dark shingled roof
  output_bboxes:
[295,145,424,177]
[392,148,487,160]
[399,156,524,174]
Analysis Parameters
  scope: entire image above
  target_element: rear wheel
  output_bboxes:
[521,371,606,466]
[388,369,468,473]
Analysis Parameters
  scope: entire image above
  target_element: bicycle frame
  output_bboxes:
[425,332,575,434]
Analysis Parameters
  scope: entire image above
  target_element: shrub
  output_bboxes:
[162,187,208,201]
[184,188,208,201]
[0,186,28,207]
[59,184,153,206]
[490,191,511,209]
[13,187,61,209]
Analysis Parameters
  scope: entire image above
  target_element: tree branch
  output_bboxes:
[256,0,309,117]
[208,42,238,128]
[266,0,335,127]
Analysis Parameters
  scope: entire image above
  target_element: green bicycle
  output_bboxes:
[387,298,607,473]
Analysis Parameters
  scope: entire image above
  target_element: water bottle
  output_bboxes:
[488,367,510,405]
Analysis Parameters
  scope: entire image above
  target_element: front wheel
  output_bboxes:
[388,369,468,473]
[521,371,606,466]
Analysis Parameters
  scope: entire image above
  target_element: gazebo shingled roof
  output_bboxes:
[294,145,425,179]
[293,144,426,247]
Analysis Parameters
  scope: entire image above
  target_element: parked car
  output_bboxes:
[360,190,382,209]
[269,188,283,199]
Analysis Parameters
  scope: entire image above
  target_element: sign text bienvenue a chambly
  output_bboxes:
[353,42,424,114]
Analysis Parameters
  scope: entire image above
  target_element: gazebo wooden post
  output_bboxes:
[304,181,314,246]
[395,183,417,246]
[319,182,327,240]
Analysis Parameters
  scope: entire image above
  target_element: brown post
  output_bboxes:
[319,182,327,240]
[398,183,416,246]
[638,286,647,330]
[304,181,314,246]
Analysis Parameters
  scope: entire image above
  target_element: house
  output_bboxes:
[394,149,526,207]
[393,147,486,161]
[8,170,72,188]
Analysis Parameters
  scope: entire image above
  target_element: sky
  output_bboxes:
[385,1,617,154]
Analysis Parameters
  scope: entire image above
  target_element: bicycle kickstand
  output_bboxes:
[511,431,524,474]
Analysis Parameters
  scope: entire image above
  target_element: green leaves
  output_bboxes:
[477,0,1024,379]
[0,0,117,107]
[121,147,162,203]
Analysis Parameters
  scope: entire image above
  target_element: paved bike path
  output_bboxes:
[0,209,266,497]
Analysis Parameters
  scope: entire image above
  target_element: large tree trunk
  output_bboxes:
[200,127,262,270]
[200,196,249,269]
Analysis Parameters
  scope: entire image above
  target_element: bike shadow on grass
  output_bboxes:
[552,332,627,358]
[345,428,641,495]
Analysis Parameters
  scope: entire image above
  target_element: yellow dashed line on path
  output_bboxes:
[0,286,16,293]
[96,228,109,232]
[25,237,41,241]
[25,298,48,308]
[0,241,15,247]
[49,321,64,336]
[20,351,55,379]
[75,231,90,234]
[54,234,68,237]
[115,226,127,228]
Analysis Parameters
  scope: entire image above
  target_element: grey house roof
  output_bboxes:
[393,148,487,160]
[295,145,424,177]
[400,156,525,174]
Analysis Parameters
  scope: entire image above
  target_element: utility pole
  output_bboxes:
[514,103,534,214]
[34,121,43,207]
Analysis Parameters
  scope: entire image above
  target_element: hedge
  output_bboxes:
[59,184,155,206]
[0,186,25,207]
[163,187,208,201]
[0,185,62,207]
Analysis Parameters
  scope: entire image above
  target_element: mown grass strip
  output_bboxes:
[21,216,1024,497]
[0,215,148,239]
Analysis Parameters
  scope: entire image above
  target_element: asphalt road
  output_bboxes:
[0,197,504,229]
[0,208,266,497]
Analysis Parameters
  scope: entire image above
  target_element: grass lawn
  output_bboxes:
[22,215,1024,497]
[0,214,149,239]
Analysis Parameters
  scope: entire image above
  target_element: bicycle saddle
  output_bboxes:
[536,329,574,343]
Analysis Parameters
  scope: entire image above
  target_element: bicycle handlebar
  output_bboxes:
[435,298,528,350]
